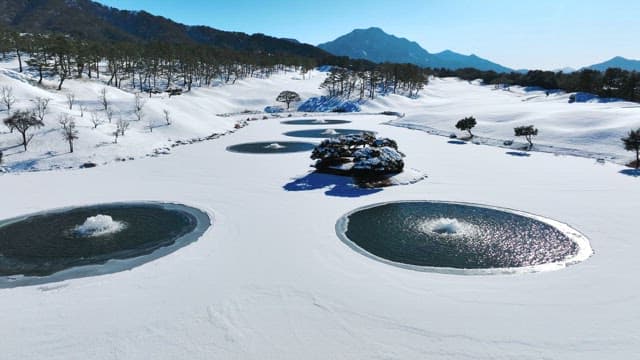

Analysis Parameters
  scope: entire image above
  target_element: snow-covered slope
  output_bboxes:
[373,77,640,164]
[0,59,326,171]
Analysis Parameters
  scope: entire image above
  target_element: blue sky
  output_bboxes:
[97,0,640,70]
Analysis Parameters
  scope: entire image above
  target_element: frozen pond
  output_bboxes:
[283,129,376,138]
[0,202,210,287]
[337,201,592,274]
[281,119,352,125]
[226,141,316,154]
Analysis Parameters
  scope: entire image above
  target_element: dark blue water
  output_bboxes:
[226,141,316,154]
[341,202,579,269]
[0,203,200,277]
[281,119,351,125]
[283,129,376,138]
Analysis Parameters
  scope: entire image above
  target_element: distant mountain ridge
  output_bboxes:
[585,56,640,72]
[0,0,329,59]
[318,27,512,72]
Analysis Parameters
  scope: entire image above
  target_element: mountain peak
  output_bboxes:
[586,56,640,71]
[320,29,512,72]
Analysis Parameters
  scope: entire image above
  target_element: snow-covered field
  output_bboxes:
[380,77,640,164]
[1,60,640,359]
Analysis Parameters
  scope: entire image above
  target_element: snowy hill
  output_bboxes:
[0,58,326,172]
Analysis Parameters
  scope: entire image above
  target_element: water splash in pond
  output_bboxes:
[264,143,286,149]
[73,214,125,237]
[418,217,477,236]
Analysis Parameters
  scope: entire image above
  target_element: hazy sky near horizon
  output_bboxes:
[97,0,640,70]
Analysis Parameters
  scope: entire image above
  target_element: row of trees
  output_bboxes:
[320,63,427,99]
[0,29,318,93]
[455,116,640,167]
[455,116,539,148]
[432,67,640,103]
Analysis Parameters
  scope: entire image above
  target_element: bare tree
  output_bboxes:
[163,109,171,125]
[133,93,145,121]
[66,92,75,110]
[59,114,79,153]
[114,118,130,143]
[3,110,44,150]
[31,96,50,123]
[148,116,155,132]
[99,88,109,111]
[1,85,16,115]
[79,105,87,117]
[105,108,114,123]
[90,111,104,129]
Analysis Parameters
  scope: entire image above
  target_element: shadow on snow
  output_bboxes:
[619,169,640,177]
[283,171,382,198]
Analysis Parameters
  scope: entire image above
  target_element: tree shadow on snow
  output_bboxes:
[619,169,640,177]
[506,151,531,157]
[283,171,383,198]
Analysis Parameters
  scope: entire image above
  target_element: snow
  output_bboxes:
[73,214,125,237]
[376,77,640,164]
[1,58,640,359]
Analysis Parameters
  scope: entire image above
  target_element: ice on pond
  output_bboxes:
[74,214,125,237]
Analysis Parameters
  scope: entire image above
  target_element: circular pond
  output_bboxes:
[336,201,592,275]
[283,129,376,138]
[0,202,210,287]
[281,119,351,125]
[226,141,316,154]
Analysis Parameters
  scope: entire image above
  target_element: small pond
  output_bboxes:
[336,201,592,274]
[283,129,376,139]
[281,119,351,125]
[0,202,210,287]
[227,141,316,154]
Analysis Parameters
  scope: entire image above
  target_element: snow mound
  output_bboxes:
[74,214,125,237]
[297,96,361,112]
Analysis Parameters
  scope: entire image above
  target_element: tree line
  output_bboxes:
[430,67,640,103]
[320,63,427,99]
[0,28,318,93]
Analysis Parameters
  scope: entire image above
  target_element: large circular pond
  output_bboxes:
[0,202,210,287]
[281,119,351,125]
[283,129,376,138]
[336,201,592,275]
[227,141,316,154]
